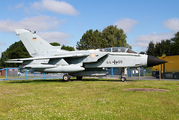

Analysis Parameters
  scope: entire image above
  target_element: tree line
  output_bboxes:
[146,32,179,57]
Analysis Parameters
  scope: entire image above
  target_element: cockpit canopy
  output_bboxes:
[100,47,136,53]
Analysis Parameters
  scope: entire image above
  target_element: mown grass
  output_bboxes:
[0,79,179,119]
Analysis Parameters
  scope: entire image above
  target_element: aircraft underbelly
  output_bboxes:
[34,65,85,73]
[70,69,109,76]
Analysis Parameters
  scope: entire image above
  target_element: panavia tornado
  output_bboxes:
[6,29,166,81]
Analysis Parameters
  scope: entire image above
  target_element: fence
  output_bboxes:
[107,67,145,77]
[0,68,63,81]
[0,67,146,81]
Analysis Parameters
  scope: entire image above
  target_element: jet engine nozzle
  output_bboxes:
[147,55,167,67]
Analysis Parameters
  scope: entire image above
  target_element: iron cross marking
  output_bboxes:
[106,60,123,64]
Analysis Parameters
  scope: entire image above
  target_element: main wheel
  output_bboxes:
[76,76,83,80]
[63,74,70,81]
[121,77,126,82]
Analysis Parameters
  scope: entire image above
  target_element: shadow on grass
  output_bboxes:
[6,78,134,84]
[71,79,134,82]
[6,79,63,83]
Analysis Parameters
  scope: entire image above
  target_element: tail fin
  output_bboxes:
[15,29,55,56]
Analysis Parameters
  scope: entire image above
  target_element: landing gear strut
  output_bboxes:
[63,73,70,81]
[120,68,126,82]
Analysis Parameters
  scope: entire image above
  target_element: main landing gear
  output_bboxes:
[63,74,70,82]
[62,74,83,81]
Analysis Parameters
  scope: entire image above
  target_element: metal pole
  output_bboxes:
[111,68,113,77]
[143,68,145,76]
[25,69,27,79]
[5,68,7,80]
[43,73,45,79]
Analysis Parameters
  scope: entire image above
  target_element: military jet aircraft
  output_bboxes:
[6,29,166,81]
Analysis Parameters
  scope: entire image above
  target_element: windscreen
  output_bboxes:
[100,47,137,53]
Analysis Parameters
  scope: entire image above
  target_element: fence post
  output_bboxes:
[138,67,140,80]
[43,73,45,79]
[5,68,7,80]
[130,70,132,77]
[159,64,161,80]
[143,68,145,76]
[111,68,113,77]
[25,69,27,79]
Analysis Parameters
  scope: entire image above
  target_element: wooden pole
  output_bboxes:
[159,64,161,80]
[138,67,140,80]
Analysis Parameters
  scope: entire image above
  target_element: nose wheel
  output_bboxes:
[121,77,126,82]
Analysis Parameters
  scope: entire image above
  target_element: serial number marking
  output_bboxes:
[106,60,123,64]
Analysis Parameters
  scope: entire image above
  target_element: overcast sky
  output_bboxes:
[0,0,179,55]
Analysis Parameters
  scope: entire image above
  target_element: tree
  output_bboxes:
[171,32,179,54]
[76,25,131,50]
[61,45,75,51]
[77,29,107,50]
[50,42,75,51]
[102,25,130,48]
[146,31,179,56]
[146,41,156,56]
[139,51,145,54]
[146,40,171,57]
[50,42,61,46]
[0,52,8,67]
[0,41,30,67]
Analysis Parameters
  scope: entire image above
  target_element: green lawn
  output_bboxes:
[0,79,179,119]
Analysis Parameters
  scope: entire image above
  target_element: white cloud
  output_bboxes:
[114,18,139,33]
[131,32,174,47]
[37,31,72,44]
[32,0,79,16]
[8,3,24,10]
[0,15,65,32]
[163,18,179,31]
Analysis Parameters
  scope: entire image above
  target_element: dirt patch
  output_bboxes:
[123,88,169,92]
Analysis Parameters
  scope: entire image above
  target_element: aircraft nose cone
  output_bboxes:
[147,55,167,67]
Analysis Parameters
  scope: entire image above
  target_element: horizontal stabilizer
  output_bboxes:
[5,61,23,63]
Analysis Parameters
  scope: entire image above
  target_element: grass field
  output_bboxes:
[0,79,179,119]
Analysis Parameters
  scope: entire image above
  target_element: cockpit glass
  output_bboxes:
[112,47,127,52]
[100,47,136,53]
[126,49,136,53]
[100,48,112,52]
